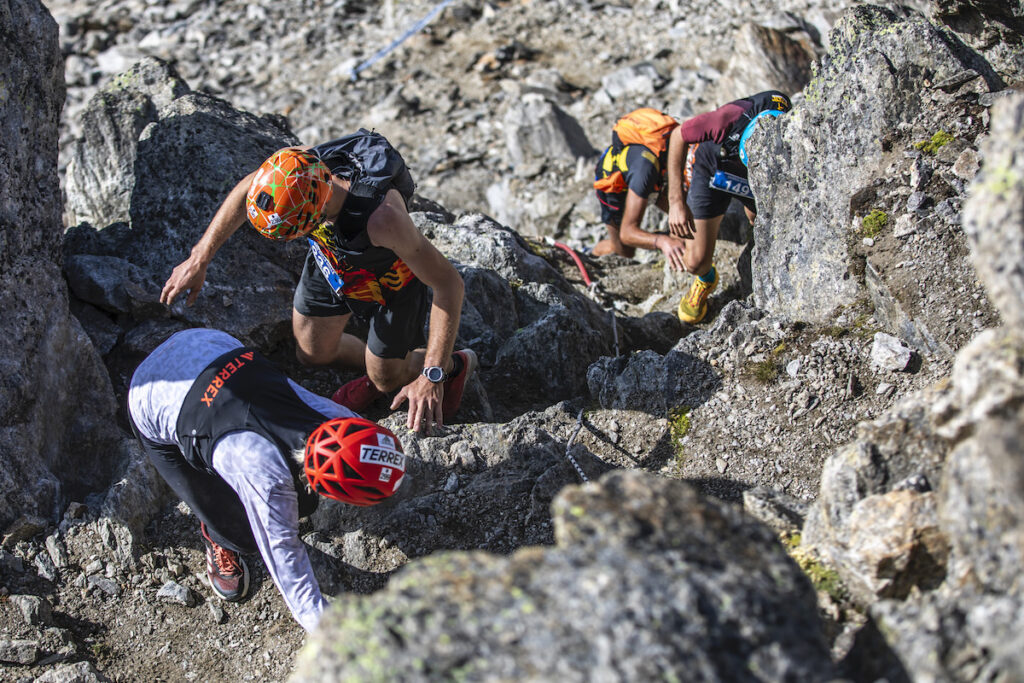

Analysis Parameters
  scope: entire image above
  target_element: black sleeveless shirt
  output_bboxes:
[175,347,323,517]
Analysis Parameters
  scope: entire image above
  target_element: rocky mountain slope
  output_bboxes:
[1,0,1023,681]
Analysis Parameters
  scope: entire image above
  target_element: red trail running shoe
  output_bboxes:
[442,349,478,422]
[200,522,250,602]
[331,375,384,413]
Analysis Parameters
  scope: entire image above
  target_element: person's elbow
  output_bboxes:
[428,262,464,307]
[443,267,465,303]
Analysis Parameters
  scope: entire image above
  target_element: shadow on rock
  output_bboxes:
[587,348,723,418]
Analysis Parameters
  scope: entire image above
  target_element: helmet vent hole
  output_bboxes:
[255,191,273,210]
[353,486,383,496]
[343,423,372,437]
[341,461,364,480]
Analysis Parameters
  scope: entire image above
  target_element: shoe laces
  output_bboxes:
[685,277,711,308]
[209,539,242,576]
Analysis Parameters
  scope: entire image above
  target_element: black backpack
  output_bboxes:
[312,129,416,202]
[311,130,416,245]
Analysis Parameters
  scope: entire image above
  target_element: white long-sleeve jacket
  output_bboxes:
[128,328,356,632]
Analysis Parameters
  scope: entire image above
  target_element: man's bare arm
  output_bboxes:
[370,193,465,431]
[161,170,257,306]
[618,190,687,272]
[666,128,695,238]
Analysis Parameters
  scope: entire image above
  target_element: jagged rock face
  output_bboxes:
[804,94,1024,681]
[925,0,1024,77]
[292,471,834,683]
[717,22,816,97]
[931,0,1024,34]
[63,61,190,230]
[63,57,305,350]
[963,93,1024,329]
[748,6,990,325]
[0,0,122,527]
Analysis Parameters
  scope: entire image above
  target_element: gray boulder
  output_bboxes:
[63,57,306,350]
[0,0,122,528]
[924,0,1024,78]
[748,5,994,325]
[423,213,618,414]
[599,61,666,100]
[718,23,816,98]
[963,92,1024,329]
[292,470,834,682]
[587,348,720,415]
[503,93,595,175]
[63,58,190,230]
[34,660,112,682]
[801,387,952,606]
[865,327,1024,680]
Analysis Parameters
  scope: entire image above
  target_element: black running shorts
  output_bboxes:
[687,142,757,220]
[293,250,429,359]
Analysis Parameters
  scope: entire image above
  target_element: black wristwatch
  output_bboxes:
[422,366,447,383]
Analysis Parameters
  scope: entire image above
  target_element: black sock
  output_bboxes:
[449,353,464,379]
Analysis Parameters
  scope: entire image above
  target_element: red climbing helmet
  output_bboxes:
[303,417,406,506]
[245,149,332,240]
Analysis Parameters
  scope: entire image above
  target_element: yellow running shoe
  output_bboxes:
[677,266,719,324]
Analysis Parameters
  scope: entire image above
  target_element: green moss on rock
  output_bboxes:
[913,130,954,155]
[861,209,888,238]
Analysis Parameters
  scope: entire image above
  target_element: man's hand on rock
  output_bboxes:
[161,256,209,306]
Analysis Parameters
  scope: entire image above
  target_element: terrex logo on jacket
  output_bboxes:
[198,350,255,406]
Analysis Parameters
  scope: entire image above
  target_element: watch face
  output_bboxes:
[424,366,445,383]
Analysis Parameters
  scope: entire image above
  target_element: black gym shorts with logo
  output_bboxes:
[293,251,428,360]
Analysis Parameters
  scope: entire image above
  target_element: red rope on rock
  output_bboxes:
[551,241,593,287]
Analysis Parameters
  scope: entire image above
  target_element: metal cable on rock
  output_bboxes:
[350,0,458,81]
[542,237,620,358]
[565,409,589,483]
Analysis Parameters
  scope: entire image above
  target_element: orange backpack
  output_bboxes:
[593,108,679,194]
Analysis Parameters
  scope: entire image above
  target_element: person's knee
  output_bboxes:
[592,239,617,257]
[294,340,334,367]
[683,246,714,275]
[292,310,350,367]
[593,237,634,258]
[294,345,319,367]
